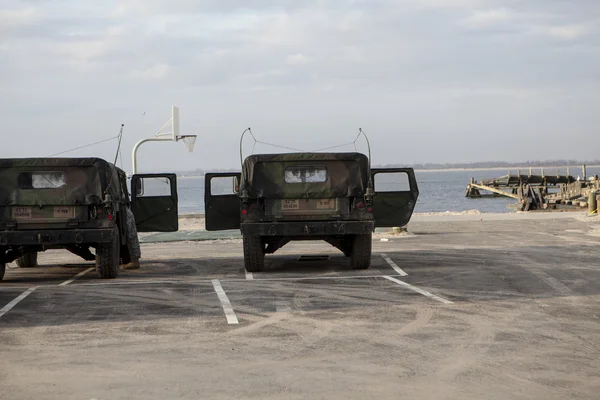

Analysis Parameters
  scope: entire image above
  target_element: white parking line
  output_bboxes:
[211,279,239,324]
[381,254,408,276]
[383,276,453,304]
[73,274,408,287]
[0,287,38,319]
[59,267,95,286]
[186,231,198,236]
[245,270,254,280]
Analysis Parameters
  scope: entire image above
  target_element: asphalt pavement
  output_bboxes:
[0,215,599,399]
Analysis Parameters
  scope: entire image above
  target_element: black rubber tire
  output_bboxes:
[350,234,372,270]
[0,263,5,281]
[16,252,38,268]
[95,227,120,279]
[243,234,264,273]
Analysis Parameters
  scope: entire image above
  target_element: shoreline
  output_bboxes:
[176,209,596,226]
[138,210,598,243]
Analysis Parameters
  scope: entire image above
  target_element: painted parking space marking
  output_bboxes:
[383,276,452,304]
[0,287,38,319]
[245,270,254,280]
[59,267,95,286]
[73,274,407,287]
[381,254,408,276]
[211,279,239,324]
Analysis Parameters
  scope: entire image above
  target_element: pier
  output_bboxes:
[466,165,599,212]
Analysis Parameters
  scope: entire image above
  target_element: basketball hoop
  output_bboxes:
[177,135,197,152]
[132,106,198,174]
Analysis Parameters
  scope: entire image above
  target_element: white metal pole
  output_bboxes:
[132,137,173,175]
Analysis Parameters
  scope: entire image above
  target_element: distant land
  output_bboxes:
[170,159,600,177]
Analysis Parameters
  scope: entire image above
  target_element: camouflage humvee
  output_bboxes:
[204,152,419,271]
[0,158,179,281]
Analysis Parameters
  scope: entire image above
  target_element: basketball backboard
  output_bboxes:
[155,106,180,141]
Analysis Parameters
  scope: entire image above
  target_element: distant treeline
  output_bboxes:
[173,160,600,176]
[375,160,600,170]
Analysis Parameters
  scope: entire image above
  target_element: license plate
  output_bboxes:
[53,206,74,218]
[281,199,300,210]
[316,199,335,209]
[12,207,32,219]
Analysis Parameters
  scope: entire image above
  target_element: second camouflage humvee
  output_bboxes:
[204,152,419,271]
[0,158,179,281]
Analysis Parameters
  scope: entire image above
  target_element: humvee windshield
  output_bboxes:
[284,167,328,183]
[18,171,67,189]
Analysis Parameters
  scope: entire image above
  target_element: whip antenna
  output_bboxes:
[104,124,125,196]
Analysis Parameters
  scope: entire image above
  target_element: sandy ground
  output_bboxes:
[1,213,599,399]
[174,210,596,232]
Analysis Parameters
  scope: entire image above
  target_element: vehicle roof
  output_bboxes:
[243,152,369,166]
[0,157,122,171]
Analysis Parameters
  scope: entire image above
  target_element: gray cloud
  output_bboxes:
[0,0,599,171]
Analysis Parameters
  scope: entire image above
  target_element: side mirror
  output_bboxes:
[135,179,144,196]
[233,176,240,193]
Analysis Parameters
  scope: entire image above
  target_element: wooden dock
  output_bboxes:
[465,166,599,211]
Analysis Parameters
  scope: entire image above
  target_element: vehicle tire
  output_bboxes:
[0,263,5,281]
[95,227,120,279]
[243,234,264,273]
[350,234,372,270]
[16,252,38,268]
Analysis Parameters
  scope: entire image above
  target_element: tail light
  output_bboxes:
[355,201,366,209]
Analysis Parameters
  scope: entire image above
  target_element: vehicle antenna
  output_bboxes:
[113,124,125,166]
[104,124,125,196]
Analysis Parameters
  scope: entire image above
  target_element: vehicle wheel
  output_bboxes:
[95,227,120,279]
[243,234,264,273]
[0,263,5,281]
[16,252,38,268]
[350,234,372,270]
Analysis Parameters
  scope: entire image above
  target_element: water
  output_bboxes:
[175,167,600,215]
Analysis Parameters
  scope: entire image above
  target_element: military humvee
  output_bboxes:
[204,152,419,271]
[0,158,179,281]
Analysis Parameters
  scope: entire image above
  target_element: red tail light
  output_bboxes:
[356,201,366,209]
[241,209,248,215]
[367,207,373,213]
[107,213,114,221]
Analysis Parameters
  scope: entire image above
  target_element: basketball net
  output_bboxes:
[178,135,197,152]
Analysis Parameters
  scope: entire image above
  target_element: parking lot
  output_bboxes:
[1,215,599,399]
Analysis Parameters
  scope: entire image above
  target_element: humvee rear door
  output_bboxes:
[131,174,178,232]
[205,173,241,231]
[371,168,419,228]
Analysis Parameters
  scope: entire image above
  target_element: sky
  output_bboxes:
[0,0,598,173]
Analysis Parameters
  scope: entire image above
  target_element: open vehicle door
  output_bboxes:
[205,173,241,231]
[131,174,178,232]
[371,168,419,228]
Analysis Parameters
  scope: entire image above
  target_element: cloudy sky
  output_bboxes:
[0,0,598,173]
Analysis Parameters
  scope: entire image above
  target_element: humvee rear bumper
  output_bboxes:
[0,228,115,247]
[241,221,374,236]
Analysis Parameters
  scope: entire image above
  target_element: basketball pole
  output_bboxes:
[132,136,173,174]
